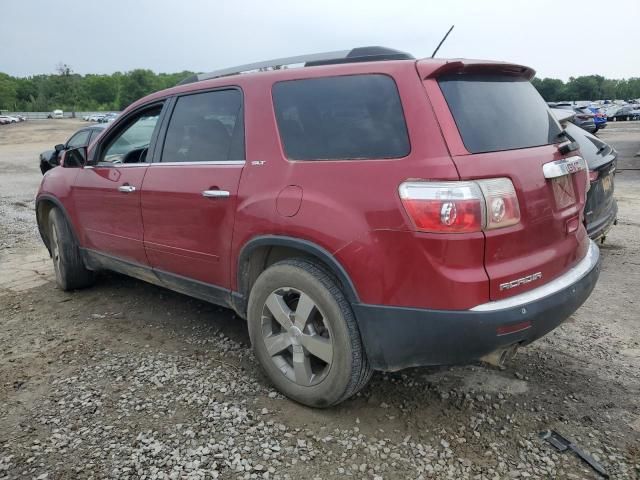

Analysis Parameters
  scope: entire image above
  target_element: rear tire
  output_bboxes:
[48,208,94,291]
[247,258,372,407]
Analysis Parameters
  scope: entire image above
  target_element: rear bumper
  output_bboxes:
[353,241,600,371]
[586,199,618,240]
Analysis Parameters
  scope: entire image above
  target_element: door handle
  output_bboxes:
[118,185,136,193]
[202,190,230,198]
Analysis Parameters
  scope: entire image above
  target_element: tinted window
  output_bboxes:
[161,89,244,163]
[88,129,103,143]
[66,130,90,148]
[273,75,410,160]
[102,107,162,163]
[439,74,562,153]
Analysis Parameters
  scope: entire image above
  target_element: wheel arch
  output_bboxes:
[35,195,79,255]
[233,235,360,317]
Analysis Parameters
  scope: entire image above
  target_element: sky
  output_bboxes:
[2,0,638,80]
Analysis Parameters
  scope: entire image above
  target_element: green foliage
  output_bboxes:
[4,64,636,111]
[0,66,194,112]
[532,74,640,102]
[118,69,157,110]
[0,73,18,110]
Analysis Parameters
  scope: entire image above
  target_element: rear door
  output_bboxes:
[140,88,245,290]
[425,71,590,301]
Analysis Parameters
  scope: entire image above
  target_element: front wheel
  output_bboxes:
[247,259,372,407]
[48,208,94,290]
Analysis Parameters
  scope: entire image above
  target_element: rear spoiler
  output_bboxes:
[551,108,576,124]
[417,59,536,80]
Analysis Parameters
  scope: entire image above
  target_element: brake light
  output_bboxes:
[576,114,590,120]
[399,178,520,233]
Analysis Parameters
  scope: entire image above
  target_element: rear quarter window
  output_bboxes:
[272,74,410,160]
[439,74,562,154]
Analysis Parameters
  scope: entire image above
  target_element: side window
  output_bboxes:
[88,129,103,143]
[272,74,410,161]
[161,89,244,163]
[100,106,162,164]
[66,130,91,148]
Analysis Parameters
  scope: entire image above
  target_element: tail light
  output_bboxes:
[399,178,520,233]
[576,114,591,120]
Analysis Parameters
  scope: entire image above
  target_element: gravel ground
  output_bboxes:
[0,120,639,479]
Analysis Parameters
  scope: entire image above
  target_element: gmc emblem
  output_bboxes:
[565,160,582,173]
[499,272,543,291]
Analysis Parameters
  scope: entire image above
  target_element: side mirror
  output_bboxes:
[62,146,88,168]
[54,143,65,152]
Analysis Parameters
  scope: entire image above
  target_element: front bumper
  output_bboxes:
[353,241,600,371]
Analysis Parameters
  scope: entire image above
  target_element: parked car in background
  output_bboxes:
[0,116,10,125]
[99,112,119,123]
[37,47,600,407]
[39,123,106,174]
[588,106,607,131]
[88,113,106,122]
[553,103,597,133]
[47,109,64,119]
[608,105,640,121]
[0,115,19,124]
[552,108,617,241]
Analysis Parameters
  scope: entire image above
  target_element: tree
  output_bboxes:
[83,75,118,107]
[118,69,157,109]
[532,77,565,102]
[564,76,600,101]
[0,73,17,110]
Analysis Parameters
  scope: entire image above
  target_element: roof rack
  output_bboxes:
[177,46,414,85]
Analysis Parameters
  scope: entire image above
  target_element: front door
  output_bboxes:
[141,89,245,289]
[72,103,164,265]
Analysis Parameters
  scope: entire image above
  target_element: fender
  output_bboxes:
[233,235,360,315]
[35,194,80,254]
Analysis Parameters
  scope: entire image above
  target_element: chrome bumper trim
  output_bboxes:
[470,240,600,312]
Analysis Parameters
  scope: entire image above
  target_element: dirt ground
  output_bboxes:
[0,120,638,480]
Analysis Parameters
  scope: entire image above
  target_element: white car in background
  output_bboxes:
[0,115,19,124]
[48,109,64,119]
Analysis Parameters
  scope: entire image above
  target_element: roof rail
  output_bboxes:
[177,46,414,85]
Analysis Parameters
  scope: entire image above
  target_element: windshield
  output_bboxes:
[439,74,562,153]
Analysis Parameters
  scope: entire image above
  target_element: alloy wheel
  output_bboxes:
[260,287,333,387]
[50,225,61,274]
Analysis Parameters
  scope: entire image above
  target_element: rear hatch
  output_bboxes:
[420,61,590,301]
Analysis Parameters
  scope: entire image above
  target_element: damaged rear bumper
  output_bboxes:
[353,241,600,371]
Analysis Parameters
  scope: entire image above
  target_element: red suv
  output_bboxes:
[36,47,600,407]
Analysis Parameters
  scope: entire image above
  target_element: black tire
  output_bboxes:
[48,208,94,290]
[247,258,373,408]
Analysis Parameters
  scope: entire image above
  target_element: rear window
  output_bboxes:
[439,74,562,154]
[272,74,410,160]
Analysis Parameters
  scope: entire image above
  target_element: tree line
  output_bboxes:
[0,65,193,112]
[1,65,639,112]
[531,75,640,102]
